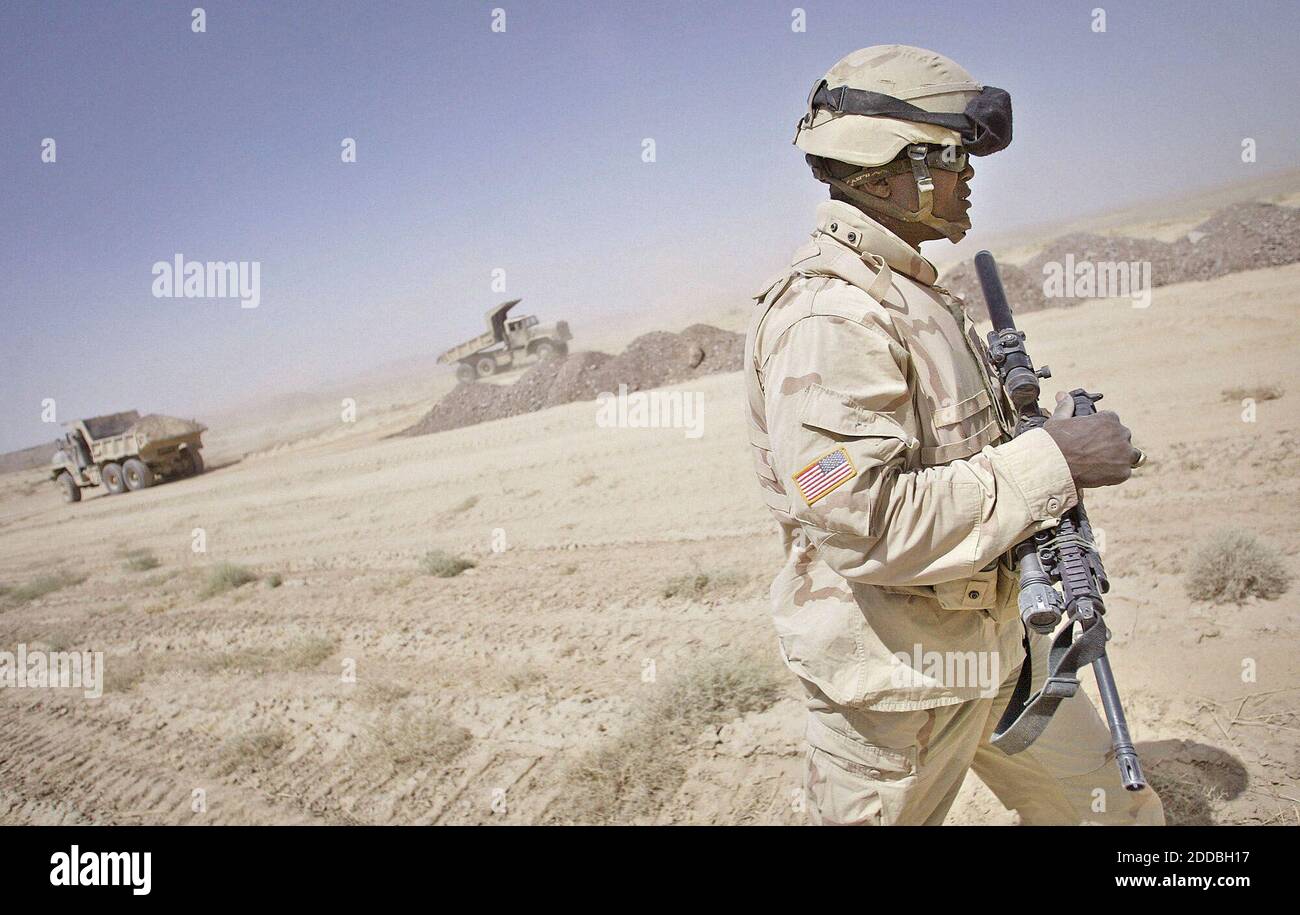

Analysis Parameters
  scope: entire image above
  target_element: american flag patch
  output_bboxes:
[793,447,856,506]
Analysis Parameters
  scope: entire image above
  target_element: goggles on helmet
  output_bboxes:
[802,81,1012,157]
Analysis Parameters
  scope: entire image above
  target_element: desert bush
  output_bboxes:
[420,550,475,578]
[141,570,179,588]
[5,571,85,605]
[122,549,160,572]
[447,495,479,514]
[102,655,151,693]
[1185,529,1291,603]
[200,562,259,598]
[265,573,283,589]
[661,569,747,599]
[216,725,290,775]
[282,635,335,669]
[358,681,413,706]
[1221,384,1283,403]
[553,649,784,824]
[365,709,472,770]
[196,635,336,675]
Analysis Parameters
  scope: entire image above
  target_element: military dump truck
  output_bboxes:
[437,299,572,382]
[51,411,206,503]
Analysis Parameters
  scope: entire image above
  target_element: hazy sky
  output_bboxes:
[3,0,1298,451]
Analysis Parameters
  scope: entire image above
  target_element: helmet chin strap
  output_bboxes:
[823,145,968,242]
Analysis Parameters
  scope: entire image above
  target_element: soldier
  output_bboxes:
[745,45,1164,825]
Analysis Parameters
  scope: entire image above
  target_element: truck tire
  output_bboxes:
[123,458,154,491]
[102,462,127,494]
[475,356,497,378]
[532,340,559,360]
[57,472,81,503]
[456,362,477,383]
[185,449,205,477]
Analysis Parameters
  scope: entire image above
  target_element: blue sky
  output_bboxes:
[2,0,1298,450]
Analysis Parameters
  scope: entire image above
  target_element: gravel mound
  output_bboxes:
[941,201,1300,318]
[402,324,744,437]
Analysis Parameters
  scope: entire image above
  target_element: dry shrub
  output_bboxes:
[552,649,784,824]
[216,724,289,775]
[661,569,746,600]
[5,571,86,605]
[420,550,475,578]
[200,562,258,598]
[446,495,479,515]
[102,655,151,693]
[364,709,472,770]
[122,549,160,572]
[1185,529,1290,603]
[196,635,336,675]
[1221,384,1283,403]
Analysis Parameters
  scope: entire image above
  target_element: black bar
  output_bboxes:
[975,249,1017,332]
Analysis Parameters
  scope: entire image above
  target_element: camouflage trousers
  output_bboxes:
[801,635,1166,826]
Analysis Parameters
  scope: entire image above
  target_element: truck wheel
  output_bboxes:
[57,472,81,503]
[102,462,127,494]
[456,362,477,383]
[475,356,497,378]
[123,458,154,491]
[532,340,558,361]
[185,450,204,476]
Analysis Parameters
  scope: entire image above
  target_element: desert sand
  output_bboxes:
[1,252,1298,825]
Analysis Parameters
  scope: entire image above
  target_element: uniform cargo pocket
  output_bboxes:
[933,567,1000,611]
[798,384,914,443]
[805,740,917,826]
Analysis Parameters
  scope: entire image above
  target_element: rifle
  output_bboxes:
[975,250,1147,792]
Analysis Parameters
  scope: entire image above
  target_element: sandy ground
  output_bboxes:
[1,262,1298,825]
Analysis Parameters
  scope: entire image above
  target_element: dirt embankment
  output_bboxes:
[942,201,1300,317]
[0,441,56,476]
[402,324,744,436]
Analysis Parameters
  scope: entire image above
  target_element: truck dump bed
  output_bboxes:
[72,412,206,464]
[82,410,141,442]
[436,329,498,364]
[436,299,522,364]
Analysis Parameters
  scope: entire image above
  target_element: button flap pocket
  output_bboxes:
[816,729,917,779]
[799,384,912,443]
[933,567,1000,611]
[931,388,991,427]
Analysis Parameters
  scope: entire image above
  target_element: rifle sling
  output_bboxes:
[990,614,1109,754]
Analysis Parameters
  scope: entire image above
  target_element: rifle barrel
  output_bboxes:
[975,250,1017,333]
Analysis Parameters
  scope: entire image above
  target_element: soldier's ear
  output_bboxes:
[859,174,893,200]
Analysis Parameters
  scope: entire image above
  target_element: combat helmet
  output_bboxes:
[794,45,1012,240]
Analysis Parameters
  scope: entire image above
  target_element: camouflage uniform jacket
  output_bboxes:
[745,200,1080,711]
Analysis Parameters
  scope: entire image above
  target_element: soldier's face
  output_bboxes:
[877,159,975,240]
[934,159,975,230]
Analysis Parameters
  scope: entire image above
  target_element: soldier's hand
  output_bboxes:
[1043,392,1137,489]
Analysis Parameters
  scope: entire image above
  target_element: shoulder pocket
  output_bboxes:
[799,384,915,445]
[931,388,990,427]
